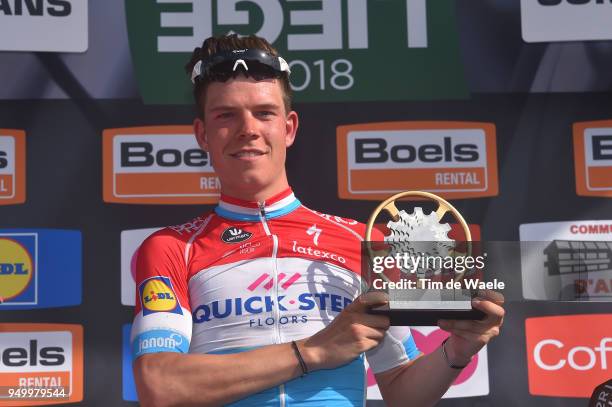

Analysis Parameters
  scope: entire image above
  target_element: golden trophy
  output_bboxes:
[364,191,485,325]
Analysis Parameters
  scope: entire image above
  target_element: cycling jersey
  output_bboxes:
[131,188,420,406]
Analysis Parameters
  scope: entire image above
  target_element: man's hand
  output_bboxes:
[437,289,505,366]
[299,291,390,371]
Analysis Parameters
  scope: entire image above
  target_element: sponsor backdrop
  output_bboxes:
[1,0,612,406]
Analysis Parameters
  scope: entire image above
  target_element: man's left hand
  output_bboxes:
[437,290,505,367]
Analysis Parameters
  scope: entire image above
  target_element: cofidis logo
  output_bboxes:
[138,276,182,316]
[103,126,220,204]
[337,122,499,200]
[574,120,612,197]
[0,230,81,310]
[367,326,489,400]
[526,314,612,398]
[0,323,83,405]
[0,130,25,205]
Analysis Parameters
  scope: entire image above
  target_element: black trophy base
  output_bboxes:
[369,305,486,326]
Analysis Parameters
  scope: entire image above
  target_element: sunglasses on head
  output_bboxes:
[191,48,291,84]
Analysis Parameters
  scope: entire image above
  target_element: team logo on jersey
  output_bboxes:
[221,227,252,244]
[138,276,182,316]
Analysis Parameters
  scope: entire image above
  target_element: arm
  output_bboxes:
[134,292,391,407]
[375,290,505,407]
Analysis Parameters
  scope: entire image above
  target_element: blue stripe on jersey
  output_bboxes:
[215,199,301,221]
[404,332,421,360]
[132,329,189,360]
[209,347,365,406]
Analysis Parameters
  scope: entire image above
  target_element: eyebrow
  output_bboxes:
[208,103,281,113]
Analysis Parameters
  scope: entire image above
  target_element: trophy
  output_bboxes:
[364,191,486,325]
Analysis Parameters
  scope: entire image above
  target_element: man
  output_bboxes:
[131,34,504,407]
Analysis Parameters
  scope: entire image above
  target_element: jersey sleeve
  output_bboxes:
[366,328,421,374]
[130,230,193,360]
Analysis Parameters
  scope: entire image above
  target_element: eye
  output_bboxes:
[216,112,234,119]
[256,111,275,118]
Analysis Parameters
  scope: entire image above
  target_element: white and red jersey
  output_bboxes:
[131,188,420,406]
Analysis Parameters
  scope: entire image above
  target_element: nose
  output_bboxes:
[237,110,260,140]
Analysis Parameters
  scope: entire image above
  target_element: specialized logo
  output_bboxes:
[521,0,612,42]
[125,1,467,104]
[0,0,87,52]
[0,323,83,404]
[221,227,252,244]
[138,276,182,316]
[520,221,612,300]
[121,227,162,306]
[337,122,499,200]
[103,126,220,204]
[247,272,301,292]
[0,130,25,205]
[306,225,322,246]
[526,314,612,397]
[574,120,612,197]
[367,326,489,400]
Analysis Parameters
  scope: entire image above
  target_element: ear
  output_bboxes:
[285,110,299,148]
[194,117,208,152]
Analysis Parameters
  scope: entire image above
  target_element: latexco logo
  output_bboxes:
[0,229,81,310]
[337,122,499,200]
[0,130,25,205]
[0,0,87,52]
[0,323,83,405]
[574,120,612,197]
[125,1,467,104]
[520,221,612,300]
[103,126,220,204]
[521,0,612,42]
[121,227,162,306]
[526,314,612,397]
[367,326,489,400]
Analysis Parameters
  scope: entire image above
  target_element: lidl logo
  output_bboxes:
[103,126,220,204]
[0,323,84,405]
[574,120,612,197]
[0,130,25,205]
[337,122,499,200]
[0,230,81,310]
[121,227,162,306]
[138,276,182,316]
[125,0,468,104]
[0,238,34,304]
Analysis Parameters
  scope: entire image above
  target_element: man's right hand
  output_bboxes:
[298,291,391,371]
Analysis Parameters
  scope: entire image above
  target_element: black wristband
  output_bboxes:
[291,341,309,377]
[441,338,470,369]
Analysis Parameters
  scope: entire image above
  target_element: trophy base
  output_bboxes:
[369,305,486,326]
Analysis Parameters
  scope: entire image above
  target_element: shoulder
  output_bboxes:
[296,205,386,242]
[140,212,215,253]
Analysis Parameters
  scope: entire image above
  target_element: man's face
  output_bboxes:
[194,76,298,199]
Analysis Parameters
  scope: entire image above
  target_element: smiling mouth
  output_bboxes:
[230,150,267,159]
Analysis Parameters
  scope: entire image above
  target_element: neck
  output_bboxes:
[219,178,290,203]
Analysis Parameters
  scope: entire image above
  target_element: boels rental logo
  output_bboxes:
[337,122,499,200]
[574,120,612,197]
[0,130,25,205]
[526,314,612,398]
[103,126,220,204]
[0,230,81,310]
[0,323,83,406]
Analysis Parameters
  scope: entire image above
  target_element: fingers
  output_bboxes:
[472,298,505,325]
[475,289,504,305]
[346,292,389,313]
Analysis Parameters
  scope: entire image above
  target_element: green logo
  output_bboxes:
[125,0,468,104]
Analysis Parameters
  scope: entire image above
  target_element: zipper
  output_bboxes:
[258,202,285,407]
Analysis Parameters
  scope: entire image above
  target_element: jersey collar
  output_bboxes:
[215,188,301,221]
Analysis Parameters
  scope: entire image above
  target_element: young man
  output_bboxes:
[131,34,504,407]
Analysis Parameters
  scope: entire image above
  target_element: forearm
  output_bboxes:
[378,346,463,407]
[135,340,306,407]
